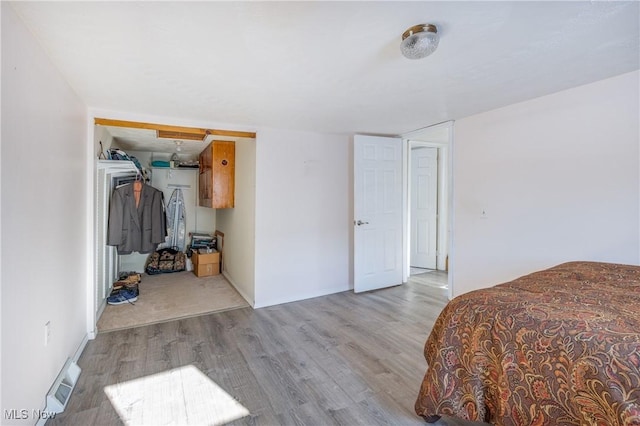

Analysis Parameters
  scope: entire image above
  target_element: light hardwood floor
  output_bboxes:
[49,273,485,426]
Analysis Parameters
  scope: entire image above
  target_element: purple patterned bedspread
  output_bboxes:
[415,261,640,425]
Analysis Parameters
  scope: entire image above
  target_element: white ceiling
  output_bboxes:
[11,1,640,141]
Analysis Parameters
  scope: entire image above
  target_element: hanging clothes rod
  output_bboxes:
[167,183,191,189]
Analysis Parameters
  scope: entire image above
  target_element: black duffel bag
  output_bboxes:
[145,247,186,275]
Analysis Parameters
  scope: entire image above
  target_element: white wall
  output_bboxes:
[451,70,640,296]
[1,4,89,423]
[254,129,351,307]
[94,125,114,158]
[151,167,216,237]
[216,138,257,305]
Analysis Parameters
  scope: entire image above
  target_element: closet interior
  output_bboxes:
[93,119,255,332]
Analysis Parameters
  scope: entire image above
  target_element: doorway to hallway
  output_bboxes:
[404,121,452,295]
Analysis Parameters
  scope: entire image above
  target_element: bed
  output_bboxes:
[414,261,640,426]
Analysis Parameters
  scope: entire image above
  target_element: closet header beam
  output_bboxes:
[94,118,257,139]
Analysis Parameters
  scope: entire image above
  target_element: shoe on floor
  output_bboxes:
[126,283,139,296]
[107,288,138,305]
[118,272,141,284]
[110,282,139,297]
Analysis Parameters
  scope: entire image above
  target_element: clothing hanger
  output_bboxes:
[97,141,107,160]
[133,171,143,191]
[132,171,143,207]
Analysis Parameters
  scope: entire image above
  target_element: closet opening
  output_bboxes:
[92,118,257,332]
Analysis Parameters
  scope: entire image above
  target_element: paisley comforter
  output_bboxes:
[415,261,640,425]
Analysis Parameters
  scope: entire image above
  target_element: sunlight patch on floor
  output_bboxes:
[104,365,250,425]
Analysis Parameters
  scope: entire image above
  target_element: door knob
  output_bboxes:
[355,220,369,226]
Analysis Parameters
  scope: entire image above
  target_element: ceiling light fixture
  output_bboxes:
[400,24,439,60]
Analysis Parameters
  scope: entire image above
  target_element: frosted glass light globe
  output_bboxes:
[401,24,439,60]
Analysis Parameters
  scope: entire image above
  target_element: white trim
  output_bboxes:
[402,121,453,139]
[447,123,455,301]
[222,270,255,308]
[72,333,90,363]
[36,333,90,426]
[89,108,257,134]
[402,138,409,284]
[438,146,449,272]
[254,282,348,309]
[86,110,97,338]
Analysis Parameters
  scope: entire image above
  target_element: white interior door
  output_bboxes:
[410,147,438,269]
[354,135,403,293]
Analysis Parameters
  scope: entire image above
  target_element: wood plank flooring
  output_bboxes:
[48,274,485,426]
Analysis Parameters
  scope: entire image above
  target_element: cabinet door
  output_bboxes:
[198,140,235,208]
[211,141,235,208]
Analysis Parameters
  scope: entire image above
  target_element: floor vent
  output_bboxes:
[46,358,81,413]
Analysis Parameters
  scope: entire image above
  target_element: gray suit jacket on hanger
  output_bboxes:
[107,183,167,254]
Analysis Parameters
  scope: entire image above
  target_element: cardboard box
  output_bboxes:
[193,250,220,265]
[194,262,220,277]
[192,250,220,277]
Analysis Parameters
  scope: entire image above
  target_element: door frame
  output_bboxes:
[402,121,454,299]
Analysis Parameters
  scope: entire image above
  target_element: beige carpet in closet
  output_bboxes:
[97,271,249,332]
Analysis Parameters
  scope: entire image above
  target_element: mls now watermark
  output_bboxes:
[4,409,57,420]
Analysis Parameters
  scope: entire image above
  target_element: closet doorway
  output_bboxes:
[92,119,255,332]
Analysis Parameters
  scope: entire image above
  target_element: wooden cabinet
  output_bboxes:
[199,140,235,208]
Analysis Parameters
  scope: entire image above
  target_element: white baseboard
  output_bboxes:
[36,333,90,426]
[72,333,90,363]
[253,283,349,309]
[222,271,255,307]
